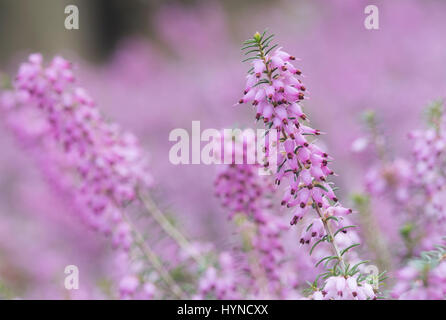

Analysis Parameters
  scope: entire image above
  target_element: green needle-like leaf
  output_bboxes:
[310,237,327,255]
[340,243,361,256]
[333,225,357,238]
[264,44,278,56]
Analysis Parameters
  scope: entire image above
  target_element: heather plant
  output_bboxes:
[237,31,382,299]
[0,54,210,299]
[0,36,442,300]
[406,101,446,251]
[359,103,446,250]
[194,251,240,299]
[354,101,446,299]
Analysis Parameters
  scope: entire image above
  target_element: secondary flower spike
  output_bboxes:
[1,53,160,299]
[3,54,153,240]
[214,131,293,298]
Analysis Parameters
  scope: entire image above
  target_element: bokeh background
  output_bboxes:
[0,0,446,298]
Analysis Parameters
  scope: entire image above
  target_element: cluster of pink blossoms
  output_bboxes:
[408,122,446,245]
[391,246,446,299]
[364,158,412,203]
[214,132,275,218]
[195,252,240,299]
[391,107,446,299]
[389,114,446,252]
[1,54,155,298]
[2,54,152,238]
[310,275,375,300]
[214,133,293,298]
[363,109,445,218]
[238,32,377,299]
[240,36,352,235]
[365,104,446,252]
[118,274,156,299]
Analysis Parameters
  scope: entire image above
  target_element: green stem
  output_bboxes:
[138,192,206,269]
[315,204,347,272]
[355,195,391,271]
[122,213,186,299]
[235,214,273,298]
